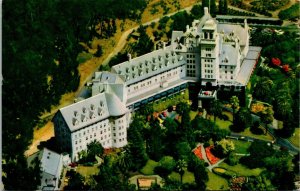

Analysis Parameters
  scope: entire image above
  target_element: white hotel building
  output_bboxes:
[53,8,261,161]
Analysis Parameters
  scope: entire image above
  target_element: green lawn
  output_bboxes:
[206,170,229,190]
[140,160,159,175]
[153,89,189,112]
[288,128,300,148]
[219,163,263,177]
[239,128,274,141]
[77,165,100,177]
[232,140,251,154]
[169,169,195,184]
[209,111,233,130]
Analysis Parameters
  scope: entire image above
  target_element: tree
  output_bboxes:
[231,107,252,132]
[3,156,41,190]
[175,142,191,161]
[127,115,148,170]
[145,121,165,161]
[253,77,274,103]
[230,96,239,122]
[65,170,88,190]
[240,141,274,169]
[138,103,154,118]
[216,139,235,156]
[176,101,190,116]
[155,156,176,177]
[219,0,228,14]
[194,161,208,190]
[208,99,223,130]
[116,150,132,181]
[176,159,187,184]
[86,140,104,162]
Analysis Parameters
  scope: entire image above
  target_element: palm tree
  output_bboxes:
[176,159,187,184]
[116,150,132,180]
[230,96,239,122]
[253,77,274,102]
[208,100,223,130]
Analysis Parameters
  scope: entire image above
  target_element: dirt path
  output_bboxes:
[269,0,296,18]
[25,1,201,157]
[25,121,55,157]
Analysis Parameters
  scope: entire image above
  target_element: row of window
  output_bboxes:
[205,69,213,73]
[187,59,195,64]
[187,65,196,69]
[220,65,234,69]
[128,68,181,93]
[205,48,212,51]
[220,75,234,80]
[186,54,196,58]
[187,70,196,77]
[204,59,213,63]
[221,71,234,74]
[205,75,214,78]
[204,64,213,68]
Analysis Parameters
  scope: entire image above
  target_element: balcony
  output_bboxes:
[198,89,217,99]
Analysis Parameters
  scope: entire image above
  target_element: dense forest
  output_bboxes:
[2,0,147,189]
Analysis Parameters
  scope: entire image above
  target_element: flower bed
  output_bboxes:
[205,146,220,165]
[193,146,203,160]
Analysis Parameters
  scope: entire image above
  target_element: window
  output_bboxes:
[75,141,77,145]
[94,133,96,137]
[114,139,116,143]
[114,133,116,136]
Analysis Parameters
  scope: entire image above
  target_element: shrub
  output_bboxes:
[154,156,176,177]
[279,4,300,20]
[227,152,239,166]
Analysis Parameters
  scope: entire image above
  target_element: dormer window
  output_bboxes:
[81,114,87,122]
[158,56,162,61]
[126,68,129,73]
[74,111,78,117]
[82,107,86,113]
[179,56,183,61]
[98,108,103,116]
[139,70,143,76]
[153,65,157,71]
[90,104,94,110]
[72,118,79,126]
[90,111,95,119]
[100,101,104,107]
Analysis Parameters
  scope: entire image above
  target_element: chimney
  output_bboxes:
[163,42,166,50]
[204,7,209,15]
[186,25,189,31]
[127,53,131,61]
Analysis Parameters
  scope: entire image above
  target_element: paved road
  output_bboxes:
[75,3,201,99]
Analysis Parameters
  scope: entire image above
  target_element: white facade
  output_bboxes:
[27,148,65,190]
[53,7,261,161]
[53,92,129,161]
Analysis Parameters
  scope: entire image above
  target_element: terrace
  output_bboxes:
[198,89,217,99]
